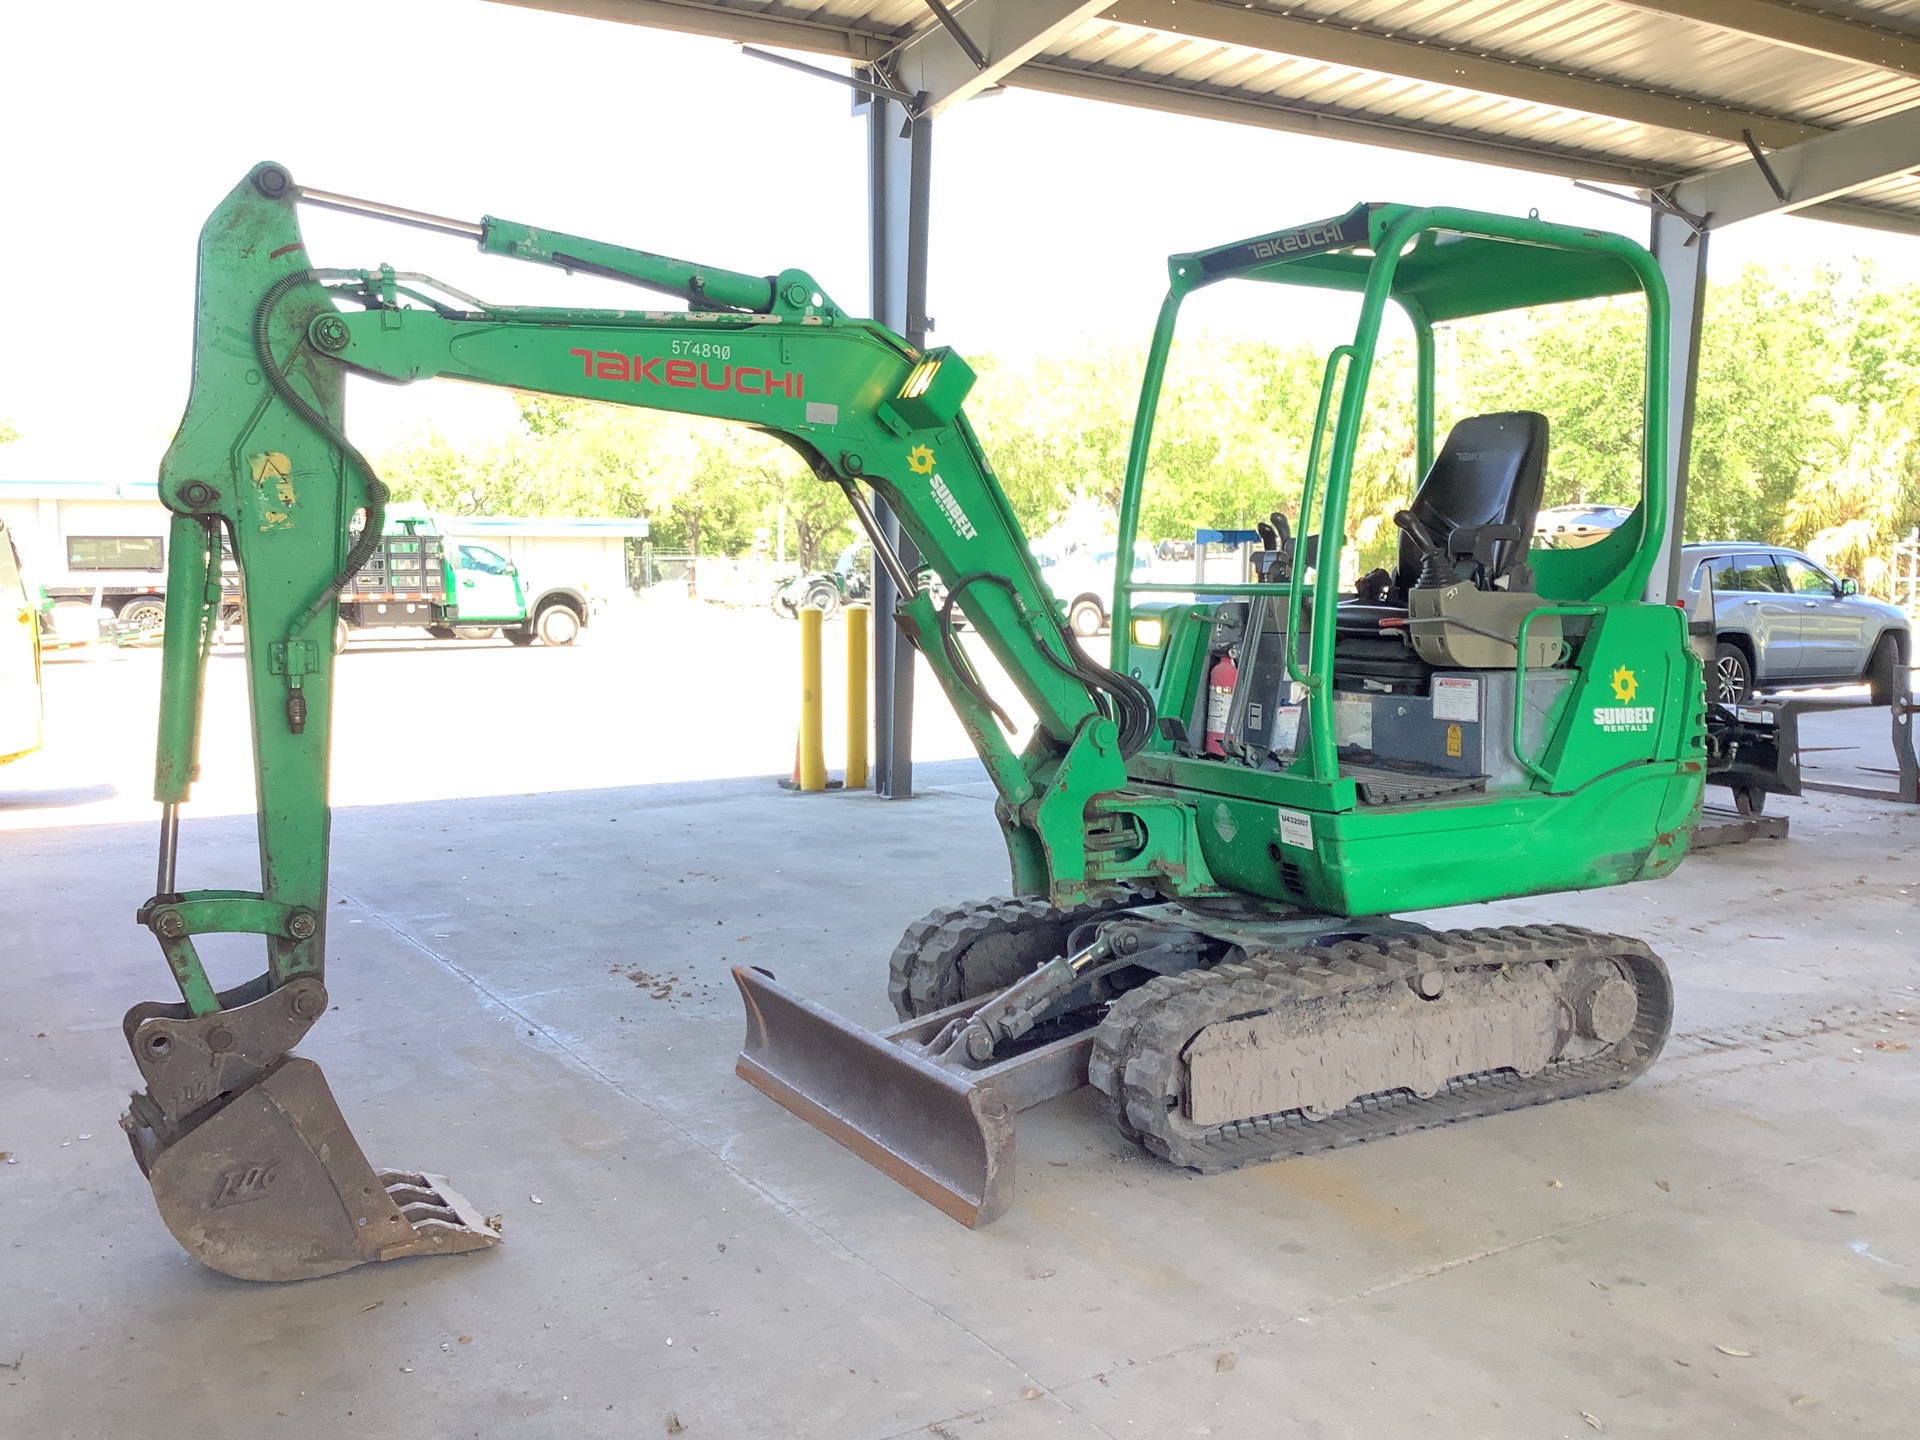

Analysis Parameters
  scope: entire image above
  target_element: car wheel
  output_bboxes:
[1068,598,1105,638]
[452,626,498,641]
[118,598,167,632]
[1712,641,1753,704]
[1866,633,1907,706]
[803,582,842,620]
[426,625,456,640]
[505,627,537,647]
[333,617,351,655]
[536,604,581,647]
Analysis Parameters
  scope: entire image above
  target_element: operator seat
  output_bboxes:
[1334,410,1549,688]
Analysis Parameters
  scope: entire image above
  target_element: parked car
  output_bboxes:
[1534,503,1634,548]
[1681,542,1910,704]
[1,518,42,765]
[1038,541,1160,637]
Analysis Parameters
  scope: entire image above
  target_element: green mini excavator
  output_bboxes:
[124,164,1703,1280]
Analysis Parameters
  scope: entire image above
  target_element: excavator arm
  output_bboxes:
[126,163,1175,1277]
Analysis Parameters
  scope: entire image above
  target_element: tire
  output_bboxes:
[1068,597,1105,638]
[505,627,537,647]
[332,617,350,655]
[426,625,456,640]
[117,598,167,632]
[802,582,841,621]
[1866,633,1906,707]
[452,626,498,641]
[535,604,581,647]
[770,592,798,620]
[1712,641,1753,705]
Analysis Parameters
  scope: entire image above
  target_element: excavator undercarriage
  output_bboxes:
[739,898,1672,1224]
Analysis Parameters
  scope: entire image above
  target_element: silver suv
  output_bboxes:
[1681,542,1910,704]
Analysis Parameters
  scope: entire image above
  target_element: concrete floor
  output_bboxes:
[3,622,1918,1438]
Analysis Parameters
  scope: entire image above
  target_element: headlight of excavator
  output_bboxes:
[1130,617,1163,648]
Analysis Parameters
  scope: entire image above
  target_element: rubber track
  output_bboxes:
[887,889,1155,1020]
[1086,924,1672,1172]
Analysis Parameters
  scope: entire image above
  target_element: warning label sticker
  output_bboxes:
[1431,675,1480,722]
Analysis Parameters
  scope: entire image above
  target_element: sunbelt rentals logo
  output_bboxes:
[1592,665,1656,733]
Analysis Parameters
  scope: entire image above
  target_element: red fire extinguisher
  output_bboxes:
[1204,650,1237,756]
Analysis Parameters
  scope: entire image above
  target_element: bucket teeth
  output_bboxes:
[375,1171,501,1255]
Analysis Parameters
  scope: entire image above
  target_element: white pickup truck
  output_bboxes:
[334,510,594,651]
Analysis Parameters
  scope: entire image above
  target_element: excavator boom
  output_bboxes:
[127,163,1165,1276]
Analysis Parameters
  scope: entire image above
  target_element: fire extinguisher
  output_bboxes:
[1204,650,1237,756]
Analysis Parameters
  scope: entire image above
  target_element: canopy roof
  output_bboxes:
[498,0,1920,235]
[1185,202,1651,320]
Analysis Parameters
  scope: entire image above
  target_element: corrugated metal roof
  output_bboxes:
[499,0,1920,232]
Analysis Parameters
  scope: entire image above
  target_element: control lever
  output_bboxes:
[1444,523,1522,589]
[1394,510,1458,589]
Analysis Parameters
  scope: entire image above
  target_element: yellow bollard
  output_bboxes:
[798,605,827,792]
[845,604,870,790]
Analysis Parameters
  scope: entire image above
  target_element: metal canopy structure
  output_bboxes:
[495,0,1920,791]
[507,0,1920,231]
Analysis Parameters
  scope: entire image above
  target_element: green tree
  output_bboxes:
[367,262,1920,595]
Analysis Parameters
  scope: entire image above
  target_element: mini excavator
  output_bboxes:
[125,164,1704,1280]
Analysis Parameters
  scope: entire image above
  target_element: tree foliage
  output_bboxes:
[375,264,1920,593]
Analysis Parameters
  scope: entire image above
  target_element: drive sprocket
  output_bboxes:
[1087,924,1672,1171]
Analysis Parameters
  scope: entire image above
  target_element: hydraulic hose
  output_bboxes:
[250,269,389,633]
[940,573,1156,759]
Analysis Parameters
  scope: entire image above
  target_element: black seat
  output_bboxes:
[1332,411,1549,690]
[1394,410,1547,596]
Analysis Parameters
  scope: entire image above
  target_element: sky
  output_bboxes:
[6,0,1920,478]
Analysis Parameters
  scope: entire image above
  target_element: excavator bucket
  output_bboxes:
[121,980,501,1282]
[732,966,1092,1227]
[132,1059,500,1283]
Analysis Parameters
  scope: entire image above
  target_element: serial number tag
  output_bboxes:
[1277,808,1313,850]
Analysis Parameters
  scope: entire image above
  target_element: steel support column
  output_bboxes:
[863,82,932,798]
[1648,209,1709,605]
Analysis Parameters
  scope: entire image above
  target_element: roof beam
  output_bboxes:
[1012,62,1671,188]
[1608,0,1920,76]
[889,0,1116,117]
[1664,101,1920,227]
[484,0,889,62]
[1097,0,1818,147]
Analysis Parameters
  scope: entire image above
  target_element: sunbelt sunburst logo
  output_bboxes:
[1592,665,1656,733]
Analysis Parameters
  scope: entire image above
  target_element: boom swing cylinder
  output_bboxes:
[128,166,1704,1279]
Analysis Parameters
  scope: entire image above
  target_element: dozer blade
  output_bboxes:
[133,1057,501,1283]
[732,966,1096,1227]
